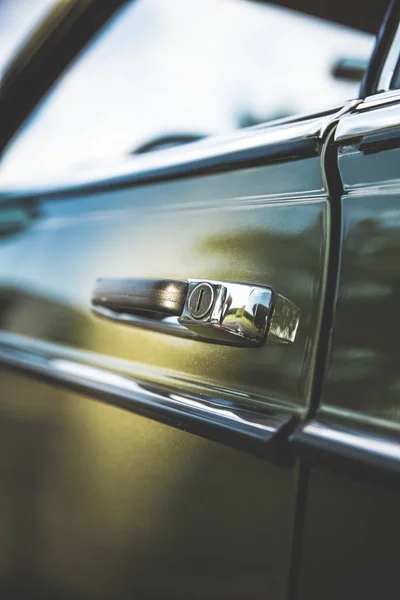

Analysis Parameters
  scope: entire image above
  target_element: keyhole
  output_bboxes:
[196,289,204,313]
[188,282,215,319]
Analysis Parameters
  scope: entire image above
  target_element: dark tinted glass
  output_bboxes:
[390,54,400,89]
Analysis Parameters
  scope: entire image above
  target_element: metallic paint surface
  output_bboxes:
[0,118,330,598]
[320,137,400,432]
[0,330,295,462]
[0,366,298,600]
[294,98,400,600]
[298,467,400,600]
[0,158,328,415]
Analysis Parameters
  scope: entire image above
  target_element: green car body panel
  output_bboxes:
[0,1,399,598]
[0,117,331,598]
[296,102,400,600]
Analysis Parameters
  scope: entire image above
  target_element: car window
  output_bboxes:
[389,49,400,90]
[0,0,375,185]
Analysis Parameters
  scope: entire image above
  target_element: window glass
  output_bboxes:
[389,54,400,90]
[0,0,374,185]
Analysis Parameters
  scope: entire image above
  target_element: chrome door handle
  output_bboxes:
[92,278,299,347]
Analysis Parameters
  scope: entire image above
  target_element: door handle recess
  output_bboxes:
[92,278,299,347]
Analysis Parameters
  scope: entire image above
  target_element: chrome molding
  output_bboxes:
[336,16,400,141]
[0,103,356,199]
[0,331,294,463]
[378,21,400,92]
[292,419,400,475]
[358,89,400,111]
[335,100,400,142]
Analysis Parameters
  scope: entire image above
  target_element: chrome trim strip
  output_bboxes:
[292,419,400,475]
[0,104,356,199]
[342,18,400,138]
[302,421,400,462]
[335,101,400,142]
[378,22,400,91]
[342,181,400,197]
[358,89,400,111]
[0,331,294,463]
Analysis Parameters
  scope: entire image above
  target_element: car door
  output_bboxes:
[293,3,400,599]
[0,1,381,599]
